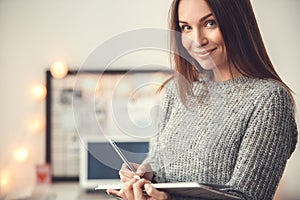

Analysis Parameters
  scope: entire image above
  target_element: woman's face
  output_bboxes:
[178,0,228,73]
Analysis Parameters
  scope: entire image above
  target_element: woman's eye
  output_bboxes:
[181,25,191,31]
[206,20,216,27]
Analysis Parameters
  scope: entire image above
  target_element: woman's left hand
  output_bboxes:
[107,177,169,200]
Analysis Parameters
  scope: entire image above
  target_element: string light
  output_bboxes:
[13,148,29,162]
[0,170,11,190]
[32,84,47,100]
[27,116,45,134]
[50,61,68,79]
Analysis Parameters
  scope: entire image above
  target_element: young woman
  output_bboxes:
[108,0,298,199]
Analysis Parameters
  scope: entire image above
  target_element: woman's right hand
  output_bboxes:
[119,162,154,183]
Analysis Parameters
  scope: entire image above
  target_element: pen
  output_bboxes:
[108,138,136,172]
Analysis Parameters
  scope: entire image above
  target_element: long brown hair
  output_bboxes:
[166,0,294,105]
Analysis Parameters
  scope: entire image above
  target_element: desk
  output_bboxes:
[29,182,115,200]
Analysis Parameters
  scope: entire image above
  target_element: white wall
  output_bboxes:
[252,1,300,198]
[0,0,299,198]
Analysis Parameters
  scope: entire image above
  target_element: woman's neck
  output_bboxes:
[212,64,242,82]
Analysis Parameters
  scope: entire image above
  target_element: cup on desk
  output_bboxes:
[36,163,51,184]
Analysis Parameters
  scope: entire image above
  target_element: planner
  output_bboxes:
[96,182,241,199]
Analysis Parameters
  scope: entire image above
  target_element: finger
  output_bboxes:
[119,164,135,182]
[106,189,124,199]
[119,163,142,182]
[136,163,154,181]
[136,163,151,176]
[133,178,148,200]
[119,170,134,183]
[119,174,141,184]
[122,177,139,199]
[144,183,169,200]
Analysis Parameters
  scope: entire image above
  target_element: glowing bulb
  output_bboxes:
[0,170,11,188]
[50,61,68,79]
[27,116,45,133]
[32,84,47,100]
[13,148,29,162]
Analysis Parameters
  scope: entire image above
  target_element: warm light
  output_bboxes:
[27,116,45,133]
[50,61,68,79]
[32,84,47,100]
[0,170,11,189]
[13,148,29,162]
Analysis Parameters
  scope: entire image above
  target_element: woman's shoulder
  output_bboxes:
[250,78,291,99]
[246,78,294,110]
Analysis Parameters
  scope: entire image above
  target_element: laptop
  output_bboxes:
[79,136,149,190]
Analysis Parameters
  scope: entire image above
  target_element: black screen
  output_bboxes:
[87,142,149,179]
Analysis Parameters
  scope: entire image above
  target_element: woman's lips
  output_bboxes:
[193,48,216,59]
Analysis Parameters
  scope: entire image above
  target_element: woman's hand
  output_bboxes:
[119,162,153,183]
[107,177,169,200]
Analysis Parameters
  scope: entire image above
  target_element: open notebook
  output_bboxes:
[96,182,241,199]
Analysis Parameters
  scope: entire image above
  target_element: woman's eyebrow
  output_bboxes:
[179,13,213,24]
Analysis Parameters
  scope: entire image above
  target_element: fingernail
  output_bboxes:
[133,175,140,180]
[136,168,142,173]
[106,190,110,195]
[144,184,150,190]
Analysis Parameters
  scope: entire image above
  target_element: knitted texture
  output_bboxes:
[145,77,298,200]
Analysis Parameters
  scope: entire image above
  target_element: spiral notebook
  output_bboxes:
[96,182,241,199]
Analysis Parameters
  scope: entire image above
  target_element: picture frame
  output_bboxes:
[46,69,172,181]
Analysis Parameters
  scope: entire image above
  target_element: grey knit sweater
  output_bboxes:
[145,77,298,200]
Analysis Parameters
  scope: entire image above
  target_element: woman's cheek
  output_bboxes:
[181,34,193,52]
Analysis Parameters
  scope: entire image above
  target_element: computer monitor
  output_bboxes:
[80,136,149,189]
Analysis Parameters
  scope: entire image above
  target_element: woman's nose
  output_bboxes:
[193,29,208,47]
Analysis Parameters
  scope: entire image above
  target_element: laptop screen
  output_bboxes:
[87,141,149,180]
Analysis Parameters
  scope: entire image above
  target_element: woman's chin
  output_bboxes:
[193,58,217,71]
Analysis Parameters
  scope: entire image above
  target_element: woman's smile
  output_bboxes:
[193,47,217,59]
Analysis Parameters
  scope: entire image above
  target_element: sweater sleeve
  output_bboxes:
[143,80,176,182]
[224,86,298,200]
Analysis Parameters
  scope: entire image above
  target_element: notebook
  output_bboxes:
[96,182,241,199]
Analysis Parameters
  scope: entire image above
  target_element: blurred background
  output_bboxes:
[0,0,299,199]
